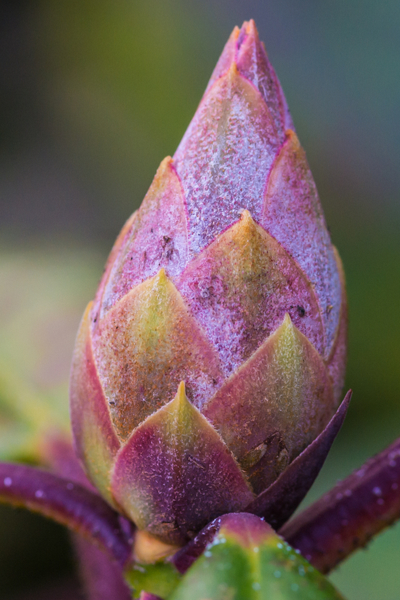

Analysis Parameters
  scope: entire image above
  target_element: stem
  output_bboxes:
[42,435,133,599]
[0,462,133,567]
[280,436,400,573]
[74,534,132,600]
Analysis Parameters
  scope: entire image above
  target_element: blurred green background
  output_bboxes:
[1,0,400,598]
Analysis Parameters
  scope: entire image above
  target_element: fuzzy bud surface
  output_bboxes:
[70,20,347,546]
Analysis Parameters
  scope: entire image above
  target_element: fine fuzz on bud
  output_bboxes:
[71,20,348,547]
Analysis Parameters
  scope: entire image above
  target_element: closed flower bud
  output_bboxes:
[70,20,347,549]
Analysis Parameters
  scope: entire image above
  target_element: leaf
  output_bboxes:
[168,513,345,599]
[125,561,181,599]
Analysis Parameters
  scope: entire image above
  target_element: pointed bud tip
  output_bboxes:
[154,267,168,285]
[237,19,262,55]
[84,300,94,322]
[158,156,173,171]
[285,128,301,150]
[173,381,188,408]
[239,208,254,223]
[151,156,175,194]
[227,60,239,81]
[167,381,195,430]
[241,19,258,38]
[231,25,240,40]
[229,21,259,50]
[282,312,293,327]
[236,209,262,240]
[229,209,259,250]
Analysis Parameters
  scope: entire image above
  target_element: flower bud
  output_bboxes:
[70,20,347,547]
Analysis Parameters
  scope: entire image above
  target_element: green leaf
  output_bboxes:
[168,515,345,600]
[125,561,181,599]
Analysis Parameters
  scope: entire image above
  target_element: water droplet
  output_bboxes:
[291,583,299,592]
[373,487,382,496]
[133,565,146,573]
[253,547,259,553]
[35,490,44,499]
[204,551,212,558]
[277,542,283,549]
[377,498,384,505]
[3,477,12,487]
[390,460,397,467]
[252,582,261,591]
[336,492,343,501]
[298,565,305,576]
[344,489,352,497]
[274,570,281,578]
[66,482,74,491]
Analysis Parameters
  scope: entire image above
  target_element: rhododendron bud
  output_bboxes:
[70,20,348,549]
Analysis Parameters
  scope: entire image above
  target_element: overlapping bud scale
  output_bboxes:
[70,21,347,546]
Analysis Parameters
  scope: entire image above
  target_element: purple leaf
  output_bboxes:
[281,434,400,573]
[0,462,133,567]
[171,516,222,574]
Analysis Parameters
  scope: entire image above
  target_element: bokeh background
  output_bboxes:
[1,1,400,598]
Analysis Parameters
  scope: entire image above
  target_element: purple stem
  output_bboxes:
[280,436,400,574]
[73,534,133,600]
[43,436,134,599]
[0,462,133,568]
